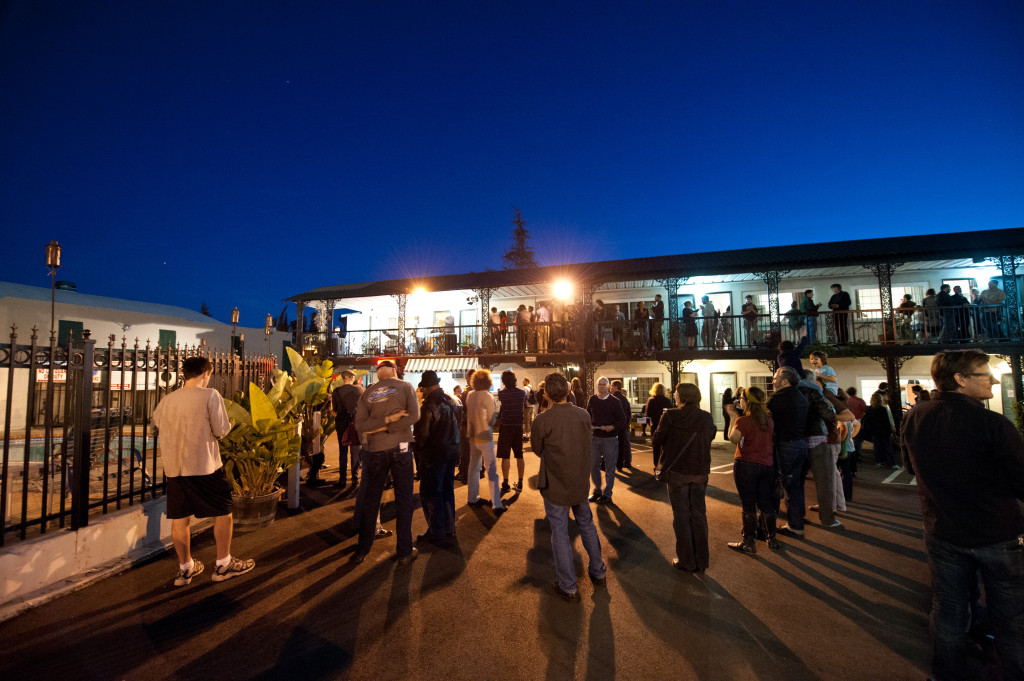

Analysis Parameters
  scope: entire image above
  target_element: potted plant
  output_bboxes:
[221,347,340,530]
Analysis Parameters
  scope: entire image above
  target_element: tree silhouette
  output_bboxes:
[502,206,537,270]
[200,302,211,317]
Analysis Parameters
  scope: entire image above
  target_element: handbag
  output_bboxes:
[654,432,696,482]
[770,444,786,500]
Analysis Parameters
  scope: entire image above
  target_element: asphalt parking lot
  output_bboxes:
[0,437,939,681]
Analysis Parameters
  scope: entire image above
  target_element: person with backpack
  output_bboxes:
[413,371,461,544]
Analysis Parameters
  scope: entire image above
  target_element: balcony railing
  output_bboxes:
[298,303,1020,359]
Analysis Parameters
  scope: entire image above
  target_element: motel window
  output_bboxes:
[855,285,927,320]
[748,374,775,398]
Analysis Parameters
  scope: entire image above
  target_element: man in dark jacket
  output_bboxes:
[413,371,461,544]
[828,283,852,344]
[611,380,632,470]
[777,335,809,376]
[531,372,607,602]
[901,350,1024,681]
[767,367,810,537]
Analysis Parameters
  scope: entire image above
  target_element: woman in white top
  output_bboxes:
[465,369,504,512]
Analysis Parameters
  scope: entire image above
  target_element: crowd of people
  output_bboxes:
[154,340,1023,680]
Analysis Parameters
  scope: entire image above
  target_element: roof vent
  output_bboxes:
[55,281,77,291]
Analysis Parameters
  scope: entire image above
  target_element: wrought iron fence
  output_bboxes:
[1,325,277,545]
[299,303,1019,359]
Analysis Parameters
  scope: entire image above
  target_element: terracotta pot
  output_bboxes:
[231,488,282,532]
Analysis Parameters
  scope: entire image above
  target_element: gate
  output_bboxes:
[1,326,277,545]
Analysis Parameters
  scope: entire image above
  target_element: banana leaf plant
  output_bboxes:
[221,347,341,498]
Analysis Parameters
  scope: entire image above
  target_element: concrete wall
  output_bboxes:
[0,497,209,622]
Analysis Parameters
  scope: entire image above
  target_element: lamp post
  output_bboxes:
[231,307,240,356]
[45,240,62,341]
[265,313,273,356]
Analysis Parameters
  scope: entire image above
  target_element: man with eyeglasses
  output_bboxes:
[900,349,1024,681]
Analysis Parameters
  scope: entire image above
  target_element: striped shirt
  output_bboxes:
[497,387,527,426]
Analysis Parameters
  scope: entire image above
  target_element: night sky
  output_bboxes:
[2,2,1022,326]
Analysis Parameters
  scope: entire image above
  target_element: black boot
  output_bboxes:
[764,513,782,550]
[728,513,758,554]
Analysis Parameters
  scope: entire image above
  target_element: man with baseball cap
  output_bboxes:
[413,370,461,544]
[352,360,420,565]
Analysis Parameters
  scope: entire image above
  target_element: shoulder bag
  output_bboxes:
[654,431,697,482]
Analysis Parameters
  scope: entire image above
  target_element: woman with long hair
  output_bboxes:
[570,376,586,410]
[652,383,716,572]
[724,387,780,553]
[465,369,504,512]
[720,387,734,440]
[642,382,673,440]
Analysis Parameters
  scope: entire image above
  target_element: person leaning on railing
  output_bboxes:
[896,294,916,341]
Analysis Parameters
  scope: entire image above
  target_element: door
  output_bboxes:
[710,372,737,431]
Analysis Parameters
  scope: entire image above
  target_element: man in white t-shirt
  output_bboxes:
[152,356,255,587]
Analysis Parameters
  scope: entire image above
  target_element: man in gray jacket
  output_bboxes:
[531,372,607,602]
[352,360,420,565]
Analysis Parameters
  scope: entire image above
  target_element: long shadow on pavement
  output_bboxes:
[596,502,825,680]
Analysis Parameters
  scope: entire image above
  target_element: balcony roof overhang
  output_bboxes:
[289,227,1024,305]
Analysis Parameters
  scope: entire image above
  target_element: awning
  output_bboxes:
[404,357,480,373]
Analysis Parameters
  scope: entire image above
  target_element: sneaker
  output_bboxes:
[211,557,255,582]
[513,481,523,492]
[780,524,805,537]
[826,520,843,529]
[173,559,204,587]
[374,527,393,539]
[500,481,511,494]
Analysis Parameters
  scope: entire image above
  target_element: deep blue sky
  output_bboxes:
[2,1,1022,326]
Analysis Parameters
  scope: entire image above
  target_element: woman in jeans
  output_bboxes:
[465,369,504,512]
[652,383,716,572]
[724,387,781,553]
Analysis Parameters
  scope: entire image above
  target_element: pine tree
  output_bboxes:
[502,206,538,270]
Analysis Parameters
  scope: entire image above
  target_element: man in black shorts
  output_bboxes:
[496,370,527,493]
[152,356,255,586]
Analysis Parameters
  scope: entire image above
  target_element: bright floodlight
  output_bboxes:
[553,280,573,300]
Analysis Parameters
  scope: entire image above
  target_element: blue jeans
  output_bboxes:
[418,457,456,537]
[543,497,606,594]
[336,430,361,480]
[732,459,774,514]
[805,316,817,342]
[926,533,1024,681]
[357,446,415,557]
[774,440,808,531]
[590,435,618,497]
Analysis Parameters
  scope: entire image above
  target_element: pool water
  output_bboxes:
[3,437,156,463]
